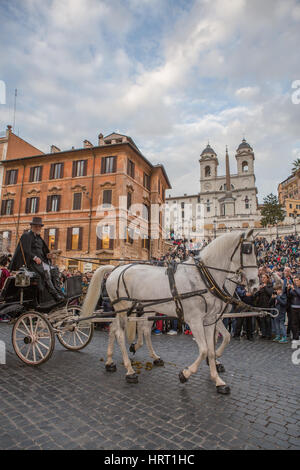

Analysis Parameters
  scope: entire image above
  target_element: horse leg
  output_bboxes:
[205,324,230,394]
[143,319,164,366]
[215,321,231,372]
[205,321,229,373]
[114,316,139,383]
[105,319,117,372]
[129,320,144,355]
[179,320,208,383]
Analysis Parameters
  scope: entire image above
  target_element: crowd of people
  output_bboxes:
[0,234,299,347]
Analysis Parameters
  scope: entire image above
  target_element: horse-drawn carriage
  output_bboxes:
[0,267,94,365]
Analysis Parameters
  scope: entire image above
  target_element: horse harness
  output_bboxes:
[109,233,260,322]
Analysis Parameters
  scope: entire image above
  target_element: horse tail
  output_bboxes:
[81,265,114,318]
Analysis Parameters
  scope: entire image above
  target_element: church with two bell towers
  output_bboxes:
[165,139,261,240]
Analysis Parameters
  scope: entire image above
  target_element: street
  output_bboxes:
[0,325,299,450]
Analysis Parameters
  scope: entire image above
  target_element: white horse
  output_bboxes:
[81,230,259,394]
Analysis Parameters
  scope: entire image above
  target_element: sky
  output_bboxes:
[0,0,300,202]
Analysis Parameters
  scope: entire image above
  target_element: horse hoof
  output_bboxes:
[126,373,139,384]
[129,343,136,355]
[179,371,188,383]
[216,385,230,395]
[105,363,117,372]
[153,358,164,367]
[216,363,225,373]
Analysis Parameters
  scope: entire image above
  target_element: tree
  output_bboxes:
[292,158,300,174]
[260,193,285,228]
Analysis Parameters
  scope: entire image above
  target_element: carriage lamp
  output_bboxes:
[15,271,31,287]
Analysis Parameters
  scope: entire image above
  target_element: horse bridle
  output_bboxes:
[230,232,258,272]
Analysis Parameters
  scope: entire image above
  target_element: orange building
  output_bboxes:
[0,130,171,271]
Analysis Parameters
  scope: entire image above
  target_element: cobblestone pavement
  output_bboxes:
[0,323,299,450]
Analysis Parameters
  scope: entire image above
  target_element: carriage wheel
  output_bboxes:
[12,312,55,366]
[56,306,94,351]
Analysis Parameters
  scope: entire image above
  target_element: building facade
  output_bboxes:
[278,171,300,222]
[165,139,261,240]
[0,131,171,270]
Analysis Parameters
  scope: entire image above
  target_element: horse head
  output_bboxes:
[235,228,260,294]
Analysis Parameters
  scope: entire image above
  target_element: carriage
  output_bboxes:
[0,267,94,365]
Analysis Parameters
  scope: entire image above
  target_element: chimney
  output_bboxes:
[83,139,93,148]
[6,125,12,137]
[51,145,61,153]
[98,133,104,146]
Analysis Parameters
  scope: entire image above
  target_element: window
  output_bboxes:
[1,199,14,215]
[158,179,160,193]
[44,228,59,250]
[206,200,211,213]
[25,197,39,214]
[46,195,61,212]
[142,204,149,221]
[66,227,83,250]
[181,202,185,209]
[29,166,42,182]
[242,161,249,172]
[103,189,112,206]
[205,166,211,177]
[143,173,150,190]
[126,227,134,244]
[290,204,292,209]
[101,156,117,174]
[72,160,87,177]
[141,235,150,250]
[162,188,165,201]
[73,193,82,210]
[127,159,135,179]
[5,169,18,185]
[0,231,11,251]
[50,162,64,179]
[96,225,114,250]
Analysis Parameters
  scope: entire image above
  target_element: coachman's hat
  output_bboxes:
[30,216,44,226]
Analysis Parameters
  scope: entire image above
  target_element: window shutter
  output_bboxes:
[14,170,18,184]
[112,156,117,173]
[78,227,83,250]
[35,197,40,213]
[1,200,5,215]
[57,195,61,212]
[54,228,59,250]
[72,161,76,177]
[10,199,14,215]
[101,157,105,174]
[50,164,54,180]
[39,166,43,181]
[83,160,87,176]
[29,167,34,182]
[109,226,114,250]
[46,196,51,212]
[5,171,9,186]
[96,227,103,250]
[25,198,30,214]
[60,163,64,179]
[44,228,49,247]
[66,228,72,251]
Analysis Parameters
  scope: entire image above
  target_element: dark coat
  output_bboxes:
[9,230,50,271]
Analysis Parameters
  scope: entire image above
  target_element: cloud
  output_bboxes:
[0,0,299,203]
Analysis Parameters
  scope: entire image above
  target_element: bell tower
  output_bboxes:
[199,143,218,192]
[236,138,255,175]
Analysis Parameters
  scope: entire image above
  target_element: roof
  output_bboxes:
[200,144,217,156]
[237,138,252,151]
